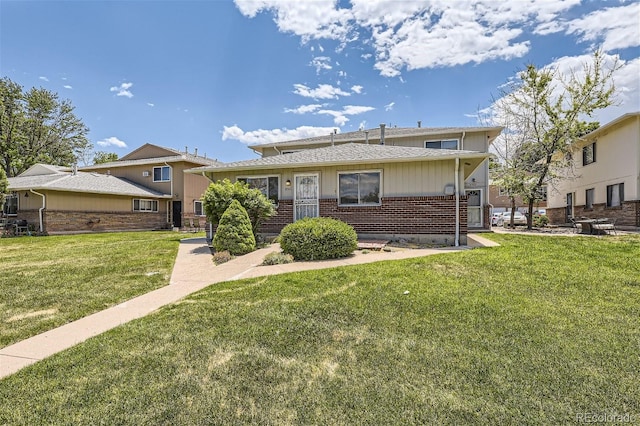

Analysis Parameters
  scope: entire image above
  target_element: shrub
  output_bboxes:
[533,214,549,227]
[212,250,233,265]
[202,179,275,238]
[262,252,294,265]
[280,217,357,261]
[213,200,256,256]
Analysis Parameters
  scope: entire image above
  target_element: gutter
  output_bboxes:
[29,189,45,233]
[455,157,460,247]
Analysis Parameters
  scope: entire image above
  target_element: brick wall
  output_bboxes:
[547,200,640,227]
[18,209,169,234]
[260,196,468,237]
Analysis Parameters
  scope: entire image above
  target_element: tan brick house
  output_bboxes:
[188,125,501,246]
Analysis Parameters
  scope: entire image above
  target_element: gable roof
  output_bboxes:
[81,143,221,170]
[580,111,640,140]
[249,126,503,150]
[187,143,491,175]
[8,165,171,198]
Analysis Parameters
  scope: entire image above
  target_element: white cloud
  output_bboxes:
[310,56,332,73]
[110,82,134,98]
[63,85,72,90]
[147,103,155,107]
[39,76,49,82]
[351,85,363,94]
[293,83,351,99]
[559,3,640,51]
[96,136,127,148]
[235,0,598,76]
[284,104,324,114]
[318,104,375,125]
[384,101,395,111]
[222,125,338,145]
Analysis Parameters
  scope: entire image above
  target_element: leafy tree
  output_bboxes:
[213,200,256,256]
[0,167,8,207]
[484,50,618,228]
[202,178,275,237]
[93,151,118,164]
[0,77,90,177]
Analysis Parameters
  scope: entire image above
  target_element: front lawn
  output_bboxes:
[0,231,183,348]
[1,234,638,424]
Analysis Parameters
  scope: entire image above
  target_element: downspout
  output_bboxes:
[29,189,45,233]
[274,146,281,155]
[455,157,460,247]
[459,131,466,150]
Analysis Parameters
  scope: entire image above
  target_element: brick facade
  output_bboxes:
[547,200,640,227]
[17,209,169,234]
[260,196,468,244]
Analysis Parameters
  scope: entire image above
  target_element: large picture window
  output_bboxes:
[133,199,158,212]
[238,176,279,204]
[425,139,458,150]
[606,183,624,207]
[582,142,596,166]
[153,166,171,182]
[3,193,18,216]
[338,171,381,205]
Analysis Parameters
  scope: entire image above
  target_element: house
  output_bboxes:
[81,144,220,228]
[488,181,547,214]
[4,144,219,234]
[188,124,501,245]
[546,112,640,227]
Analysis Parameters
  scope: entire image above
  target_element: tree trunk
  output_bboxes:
[527,199,535,229]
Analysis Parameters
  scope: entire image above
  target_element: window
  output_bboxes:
[153,166,171,182]
[538,185,548,202]
[338,171,381,205]
[194,200,204,216]
[3,193,18,216]
[585,188,594,210]
[238,176,279,204]
[425,139,458,150]
[498,187,509,197]
[133,199,158,212]
[582,142,596,166]
[606,183,624,207]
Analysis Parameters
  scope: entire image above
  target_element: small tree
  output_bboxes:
[483,49,618,228]
[0,167,8,208]
[213,200,256,256]
[202,178,275,237]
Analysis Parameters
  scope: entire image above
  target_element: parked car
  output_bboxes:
[491,212,504,226]
[498,211,527,227]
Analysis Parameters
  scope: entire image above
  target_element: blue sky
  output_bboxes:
[1,0,638,163]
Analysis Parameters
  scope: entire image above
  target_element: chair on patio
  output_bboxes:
[569,217,582,234]
[193,218,201,232]
[15,219,29,236]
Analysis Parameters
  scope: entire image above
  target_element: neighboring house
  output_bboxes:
[81,144,220,228]
[5,144,220,234]
[5,164,171,234]
[546,112,640,227]
[488,181,547,214]
[188,124,501,245]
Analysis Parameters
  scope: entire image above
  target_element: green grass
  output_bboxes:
[1,234,639,424]
[0,231,184,348]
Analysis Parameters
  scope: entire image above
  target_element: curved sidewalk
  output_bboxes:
[0,235,493,379]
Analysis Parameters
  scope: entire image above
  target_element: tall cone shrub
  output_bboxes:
[213,199,256,256]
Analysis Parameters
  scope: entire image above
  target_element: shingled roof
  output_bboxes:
[187,143,491,173]
[249,125,503,150]
[8,166,171,198]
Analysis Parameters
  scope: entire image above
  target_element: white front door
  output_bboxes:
[466,189,482,227]
[294,174,319,220]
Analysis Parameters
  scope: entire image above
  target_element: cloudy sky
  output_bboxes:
[1,0,638,162]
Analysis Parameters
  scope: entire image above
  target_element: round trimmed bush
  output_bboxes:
[213,199,256,256]
[279,217,357,261]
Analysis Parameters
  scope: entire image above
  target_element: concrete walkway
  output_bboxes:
[0,235,494,379]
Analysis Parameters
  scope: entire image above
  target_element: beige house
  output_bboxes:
[5,144,219,234]
[546,112,640,227]
[188,125,501,245]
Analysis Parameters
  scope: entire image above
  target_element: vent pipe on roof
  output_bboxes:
[379,123,386,145]
[330,131,334,147]
[418,120,422,128]
[72,163,77,175]
[194,148,198,156]
[365,130,369,144]
[185,146,188,154]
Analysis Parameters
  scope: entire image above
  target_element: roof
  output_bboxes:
[580,111,640,140]
[8,166,171,198]
[249,125,503,150]
[81,143,222,171]
[187,143,491,174]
